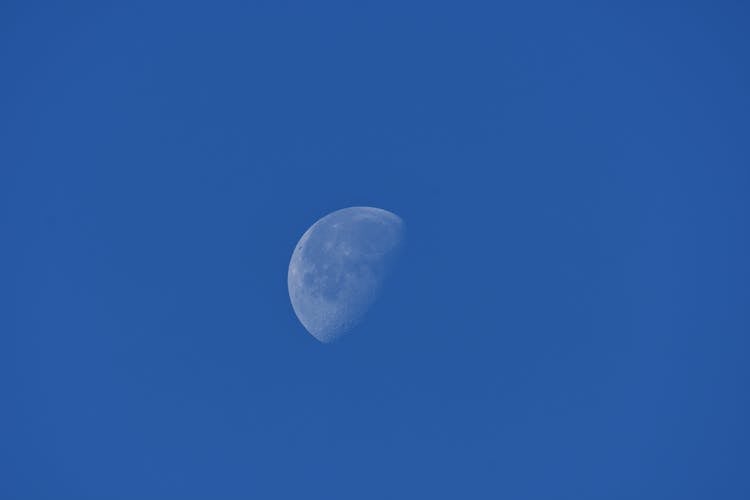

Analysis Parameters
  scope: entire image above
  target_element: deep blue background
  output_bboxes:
[3,1,749,498]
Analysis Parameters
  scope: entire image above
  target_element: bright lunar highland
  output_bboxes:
[288,206,404,343]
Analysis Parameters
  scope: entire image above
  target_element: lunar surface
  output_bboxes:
[287,206,405,343]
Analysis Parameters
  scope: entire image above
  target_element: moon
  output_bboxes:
[287,206,405,343]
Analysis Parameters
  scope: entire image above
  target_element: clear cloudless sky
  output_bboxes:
[2,1,749,498]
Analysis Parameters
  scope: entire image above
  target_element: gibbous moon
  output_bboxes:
[288,206,405,343]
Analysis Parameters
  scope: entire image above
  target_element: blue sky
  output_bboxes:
[3,1,749,498]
